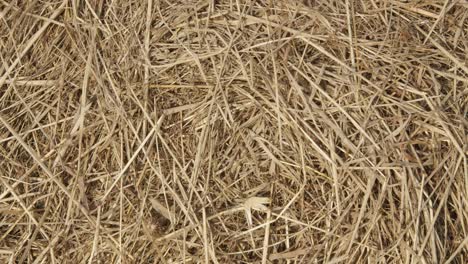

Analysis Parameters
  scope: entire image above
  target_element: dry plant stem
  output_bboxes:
[0,0,67,86]
[0,1,467,263]
[0,114,92,221]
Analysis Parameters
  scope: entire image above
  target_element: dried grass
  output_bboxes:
[1,0,467,263]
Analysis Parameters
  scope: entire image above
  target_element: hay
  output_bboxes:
[0,0,467,263]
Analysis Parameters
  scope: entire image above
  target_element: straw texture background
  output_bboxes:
[0,1,467,263]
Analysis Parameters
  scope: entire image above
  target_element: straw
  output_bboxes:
[1,1,467,263]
